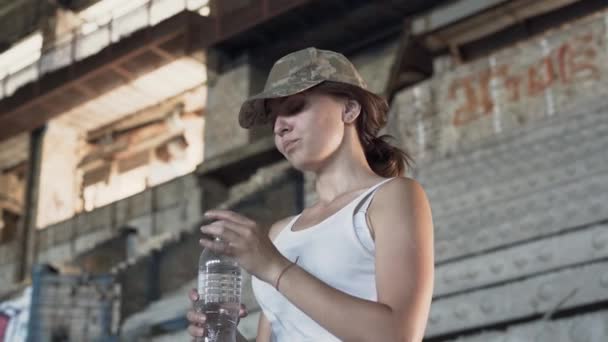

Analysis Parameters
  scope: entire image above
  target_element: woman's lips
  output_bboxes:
[283,139,299,152]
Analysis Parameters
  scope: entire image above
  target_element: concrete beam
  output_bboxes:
[411,0,583,51]
[426,260,608,338]
[411,0,510,35]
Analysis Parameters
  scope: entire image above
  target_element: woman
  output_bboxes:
[187,47,434,341]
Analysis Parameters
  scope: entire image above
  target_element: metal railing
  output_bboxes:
[26,264,120,342]
[0,0,207,101]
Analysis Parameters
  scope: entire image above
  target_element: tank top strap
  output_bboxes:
[273,214,302,242]
[354,177,397,214]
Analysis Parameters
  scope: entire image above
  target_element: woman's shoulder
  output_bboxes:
[373,176,428,208]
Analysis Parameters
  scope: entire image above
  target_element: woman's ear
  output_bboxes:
[342,99,361,124]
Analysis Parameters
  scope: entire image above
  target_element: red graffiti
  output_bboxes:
[528,56,555,96]
[450,30,601,126]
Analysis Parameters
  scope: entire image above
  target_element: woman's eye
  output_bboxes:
[287,101,305,115]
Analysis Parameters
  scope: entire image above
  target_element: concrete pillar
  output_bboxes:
[16,125,46,281]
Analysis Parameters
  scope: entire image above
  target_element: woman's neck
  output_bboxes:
[312,135,381,204]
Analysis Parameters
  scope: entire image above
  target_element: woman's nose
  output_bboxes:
[273,117,291,136]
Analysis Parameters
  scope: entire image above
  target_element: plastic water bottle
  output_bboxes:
[195,238,242,342]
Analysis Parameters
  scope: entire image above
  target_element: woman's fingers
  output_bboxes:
[189,288,199,303]
[187,323,205,337]
[239,304,248,318]
[187,289,206,337]
[200,237,234,254]
[205,210,255,226]
[201,222,242,242]
[187,309,206,325]
[186,307,206,337]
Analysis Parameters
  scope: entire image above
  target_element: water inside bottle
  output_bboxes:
[197,264,242,341]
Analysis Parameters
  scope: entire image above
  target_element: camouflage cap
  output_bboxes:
[238,47,369,129]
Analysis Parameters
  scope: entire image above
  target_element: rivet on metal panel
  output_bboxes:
[537,283,555,302]
[498,227,510,239]
[465,267,479,280]
[456,238,467,251]
[514,256,529,269]
[476,231,489,244]
[480,297,495,314]
[591,231,608,250]
[537,248,553,263]
[454,305,469,320]
[490,262,504,275]
[443,271,455,284]
[569,318,592,342]
[600,274,608,288]
[436,241,448,256]
[429,313,441,325]
[589,203,602,216]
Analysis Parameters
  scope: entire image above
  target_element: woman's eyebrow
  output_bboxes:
[268,96,297,114]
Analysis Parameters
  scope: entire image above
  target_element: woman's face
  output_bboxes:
[268,90,346,171]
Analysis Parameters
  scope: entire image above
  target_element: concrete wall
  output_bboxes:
[351,39,399,95]
[203,57,252,159]
[0,133,28,170]
[0,241,18,291]
[29,173,202,279]
[387,10,608,162]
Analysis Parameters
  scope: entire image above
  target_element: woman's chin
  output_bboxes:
[288,157,321,173]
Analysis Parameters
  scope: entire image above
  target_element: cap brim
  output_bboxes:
[238,79,324,129]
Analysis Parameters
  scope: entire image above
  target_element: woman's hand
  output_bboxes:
[186,288,248,338]
[199,210,290,284]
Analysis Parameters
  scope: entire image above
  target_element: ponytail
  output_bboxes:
[361,134,412,177]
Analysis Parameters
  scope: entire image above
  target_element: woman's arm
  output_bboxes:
[270,177,434,341]
[255,312,271,342]
[253,216,292,342]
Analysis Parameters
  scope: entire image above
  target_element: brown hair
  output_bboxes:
[311,81,413,177]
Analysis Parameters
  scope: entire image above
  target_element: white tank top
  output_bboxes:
[251,177,396,341]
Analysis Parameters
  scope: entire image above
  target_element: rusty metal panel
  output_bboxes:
[435,223,608,296]
[425,261,608,338]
